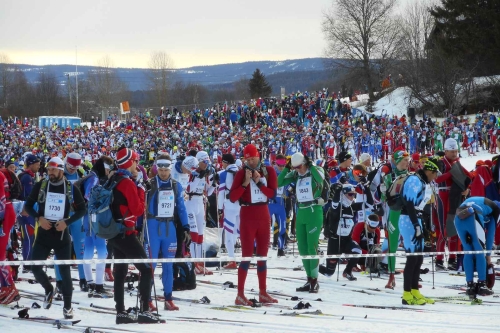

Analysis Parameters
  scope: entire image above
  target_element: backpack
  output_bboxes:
[1,169,22,200]
[314,166,331,205]
[73,173,95,202]
[87,175,133,239]
[386,172,416,211]
[172,262,196,291]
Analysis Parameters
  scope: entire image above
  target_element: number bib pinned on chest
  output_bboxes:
[250,178,268,204]
[45,192,65,221]
[296,176,314,202]
[158,190,175,218]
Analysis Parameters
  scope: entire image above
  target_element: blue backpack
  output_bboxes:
[88,175,133,239]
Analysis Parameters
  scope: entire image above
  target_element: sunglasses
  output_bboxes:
[276,163,286,167]
[157,163,171,169]
[47,162,63,169]
[293,165,303,169]
[346,192,356,197]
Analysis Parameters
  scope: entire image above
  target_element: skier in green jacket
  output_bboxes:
[278,152,326,293]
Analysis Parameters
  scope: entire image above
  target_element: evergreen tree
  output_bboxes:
[248,69,272,98]
[430,0,500,75]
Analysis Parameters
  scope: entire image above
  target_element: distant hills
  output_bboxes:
[12,58,332,92]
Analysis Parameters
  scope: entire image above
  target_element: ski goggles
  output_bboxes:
[47,161,64,170]
[156,160,172,169]
[352,169,365,177]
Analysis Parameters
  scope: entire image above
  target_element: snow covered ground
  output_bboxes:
[2,151,500,333]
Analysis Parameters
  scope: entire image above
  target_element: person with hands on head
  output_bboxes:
[144,154,190,311]
[399,159,440,305]
[278,152,327,293]
[454,197,499,302]
[23,157,87,319]
[229,144,278,306]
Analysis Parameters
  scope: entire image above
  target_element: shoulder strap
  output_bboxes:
[38,179,49,203]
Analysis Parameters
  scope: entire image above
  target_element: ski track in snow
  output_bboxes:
[1,151,498,332]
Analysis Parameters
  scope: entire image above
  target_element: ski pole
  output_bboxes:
[337,199,343,282]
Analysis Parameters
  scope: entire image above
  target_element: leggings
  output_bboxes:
[108,233,152,313]
[295,205,323,278]
[386,210,401,273]
[399,214,424,291]
[238,205,270,293]
[83,233,107,285]
[454,215,487,282]
[144,218,177,301]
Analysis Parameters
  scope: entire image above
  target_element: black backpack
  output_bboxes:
[172,262,196,291]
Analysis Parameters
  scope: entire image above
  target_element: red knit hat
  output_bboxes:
[65,152,82,168]
[116,148,134,169]
[243,144,259,158]
[411,153,420,161]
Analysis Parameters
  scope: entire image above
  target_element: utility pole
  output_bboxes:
[76,46,79,118]
[67,74,73,112]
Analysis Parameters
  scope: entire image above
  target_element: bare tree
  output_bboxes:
[0,53,14,108]
[87,55,129,112]
[146,51,174,107]
[322,0,400,99]
[34,69,61,116]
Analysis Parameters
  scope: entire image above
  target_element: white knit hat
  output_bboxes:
[47,157,65,171]
[444,138,458,151]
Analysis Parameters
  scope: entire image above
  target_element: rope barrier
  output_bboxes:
[1,249,498,266]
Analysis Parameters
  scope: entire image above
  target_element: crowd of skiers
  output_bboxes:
[1,91,500,323]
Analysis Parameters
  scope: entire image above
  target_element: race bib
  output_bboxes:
[192,178,206,194]
[416,184,432,211]
[44,192,65,221]
[250,179,267,203]
[296,176,314,202]
[158,190,175,218]
[277,186,284,196]
[357,210,365,222]
[338,218,354,237]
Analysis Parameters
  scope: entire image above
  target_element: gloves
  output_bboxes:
[183,230,192,247]
[412,224,423,244]
[136,181,146,193]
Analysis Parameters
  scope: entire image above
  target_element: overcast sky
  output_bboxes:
[1,0,418,69]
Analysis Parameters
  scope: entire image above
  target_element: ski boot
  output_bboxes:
[296,277,311,292]
[411,289,435,304]
[148,300,157,311]
[343,271,357,281]
[476,281,494,296]
[309,278,319,293]
[116,311,137,324]
[63,307,74,319]
[223,261,238,269]
[79,279,88,292]
[385,273,396,289]
[434,259,447,271]
[466,281,483,304]
[164,300,179,311]
[137,311,161,324]
[104,267,114,282]
[235,293,253,306]
[402,291,426,305]
[43,287,54,309]
[259,290,278,303]
[447,259,457,271]
[277,249,285,257]
[87,283,95,298]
